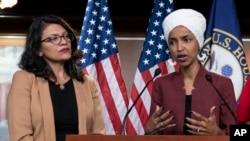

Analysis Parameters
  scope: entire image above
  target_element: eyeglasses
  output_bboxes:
[40,33,74,44]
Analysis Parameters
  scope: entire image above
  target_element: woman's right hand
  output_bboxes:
[144,106,176,134]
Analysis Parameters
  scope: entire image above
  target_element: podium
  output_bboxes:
[66,135,229,141]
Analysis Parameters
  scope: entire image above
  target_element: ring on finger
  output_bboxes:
[197,127,200,132]
[160,122,164,127]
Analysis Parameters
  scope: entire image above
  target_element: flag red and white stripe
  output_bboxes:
[126,0,177,135]
[78,0,128,134]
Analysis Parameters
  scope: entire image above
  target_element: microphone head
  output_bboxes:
[154,68,161,77]
[205,74,212,83]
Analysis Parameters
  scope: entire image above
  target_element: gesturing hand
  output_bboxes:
[186,106,225,135]
[144,106,176,134]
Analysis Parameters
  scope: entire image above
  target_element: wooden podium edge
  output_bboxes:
[66,134,229,141]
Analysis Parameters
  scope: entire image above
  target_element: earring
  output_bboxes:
[38,52,43,57]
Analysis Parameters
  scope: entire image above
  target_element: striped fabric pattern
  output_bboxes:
[126,0,177,135]
[78,0,129,134]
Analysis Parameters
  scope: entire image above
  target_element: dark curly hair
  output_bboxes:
[18,15,84,82]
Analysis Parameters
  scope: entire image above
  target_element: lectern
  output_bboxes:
[66,135,229,141]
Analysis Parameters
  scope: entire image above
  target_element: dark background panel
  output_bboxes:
[0,0,249,36]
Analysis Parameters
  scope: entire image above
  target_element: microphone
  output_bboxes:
[205,74,238,124]
[120,68,161,135]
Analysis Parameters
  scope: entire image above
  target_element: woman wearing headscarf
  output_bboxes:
[144,9,237,135]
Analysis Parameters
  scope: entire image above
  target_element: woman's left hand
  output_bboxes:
[185,106,225,135]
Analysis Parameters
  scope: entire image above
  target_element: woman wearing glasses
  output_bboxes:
[7,15,105,141]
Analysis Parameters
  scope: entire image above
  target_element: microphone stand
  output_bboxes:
[120,68,161,135]
[205,74,238,124]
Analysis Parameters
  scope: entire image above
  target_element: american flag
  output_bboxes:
[77,0,129,134]
[126,0,178,135]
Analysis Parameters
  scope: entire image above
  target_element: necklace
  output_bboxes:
[54,82,65,90]
[59,84,65,90]
[51,73,68,90]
